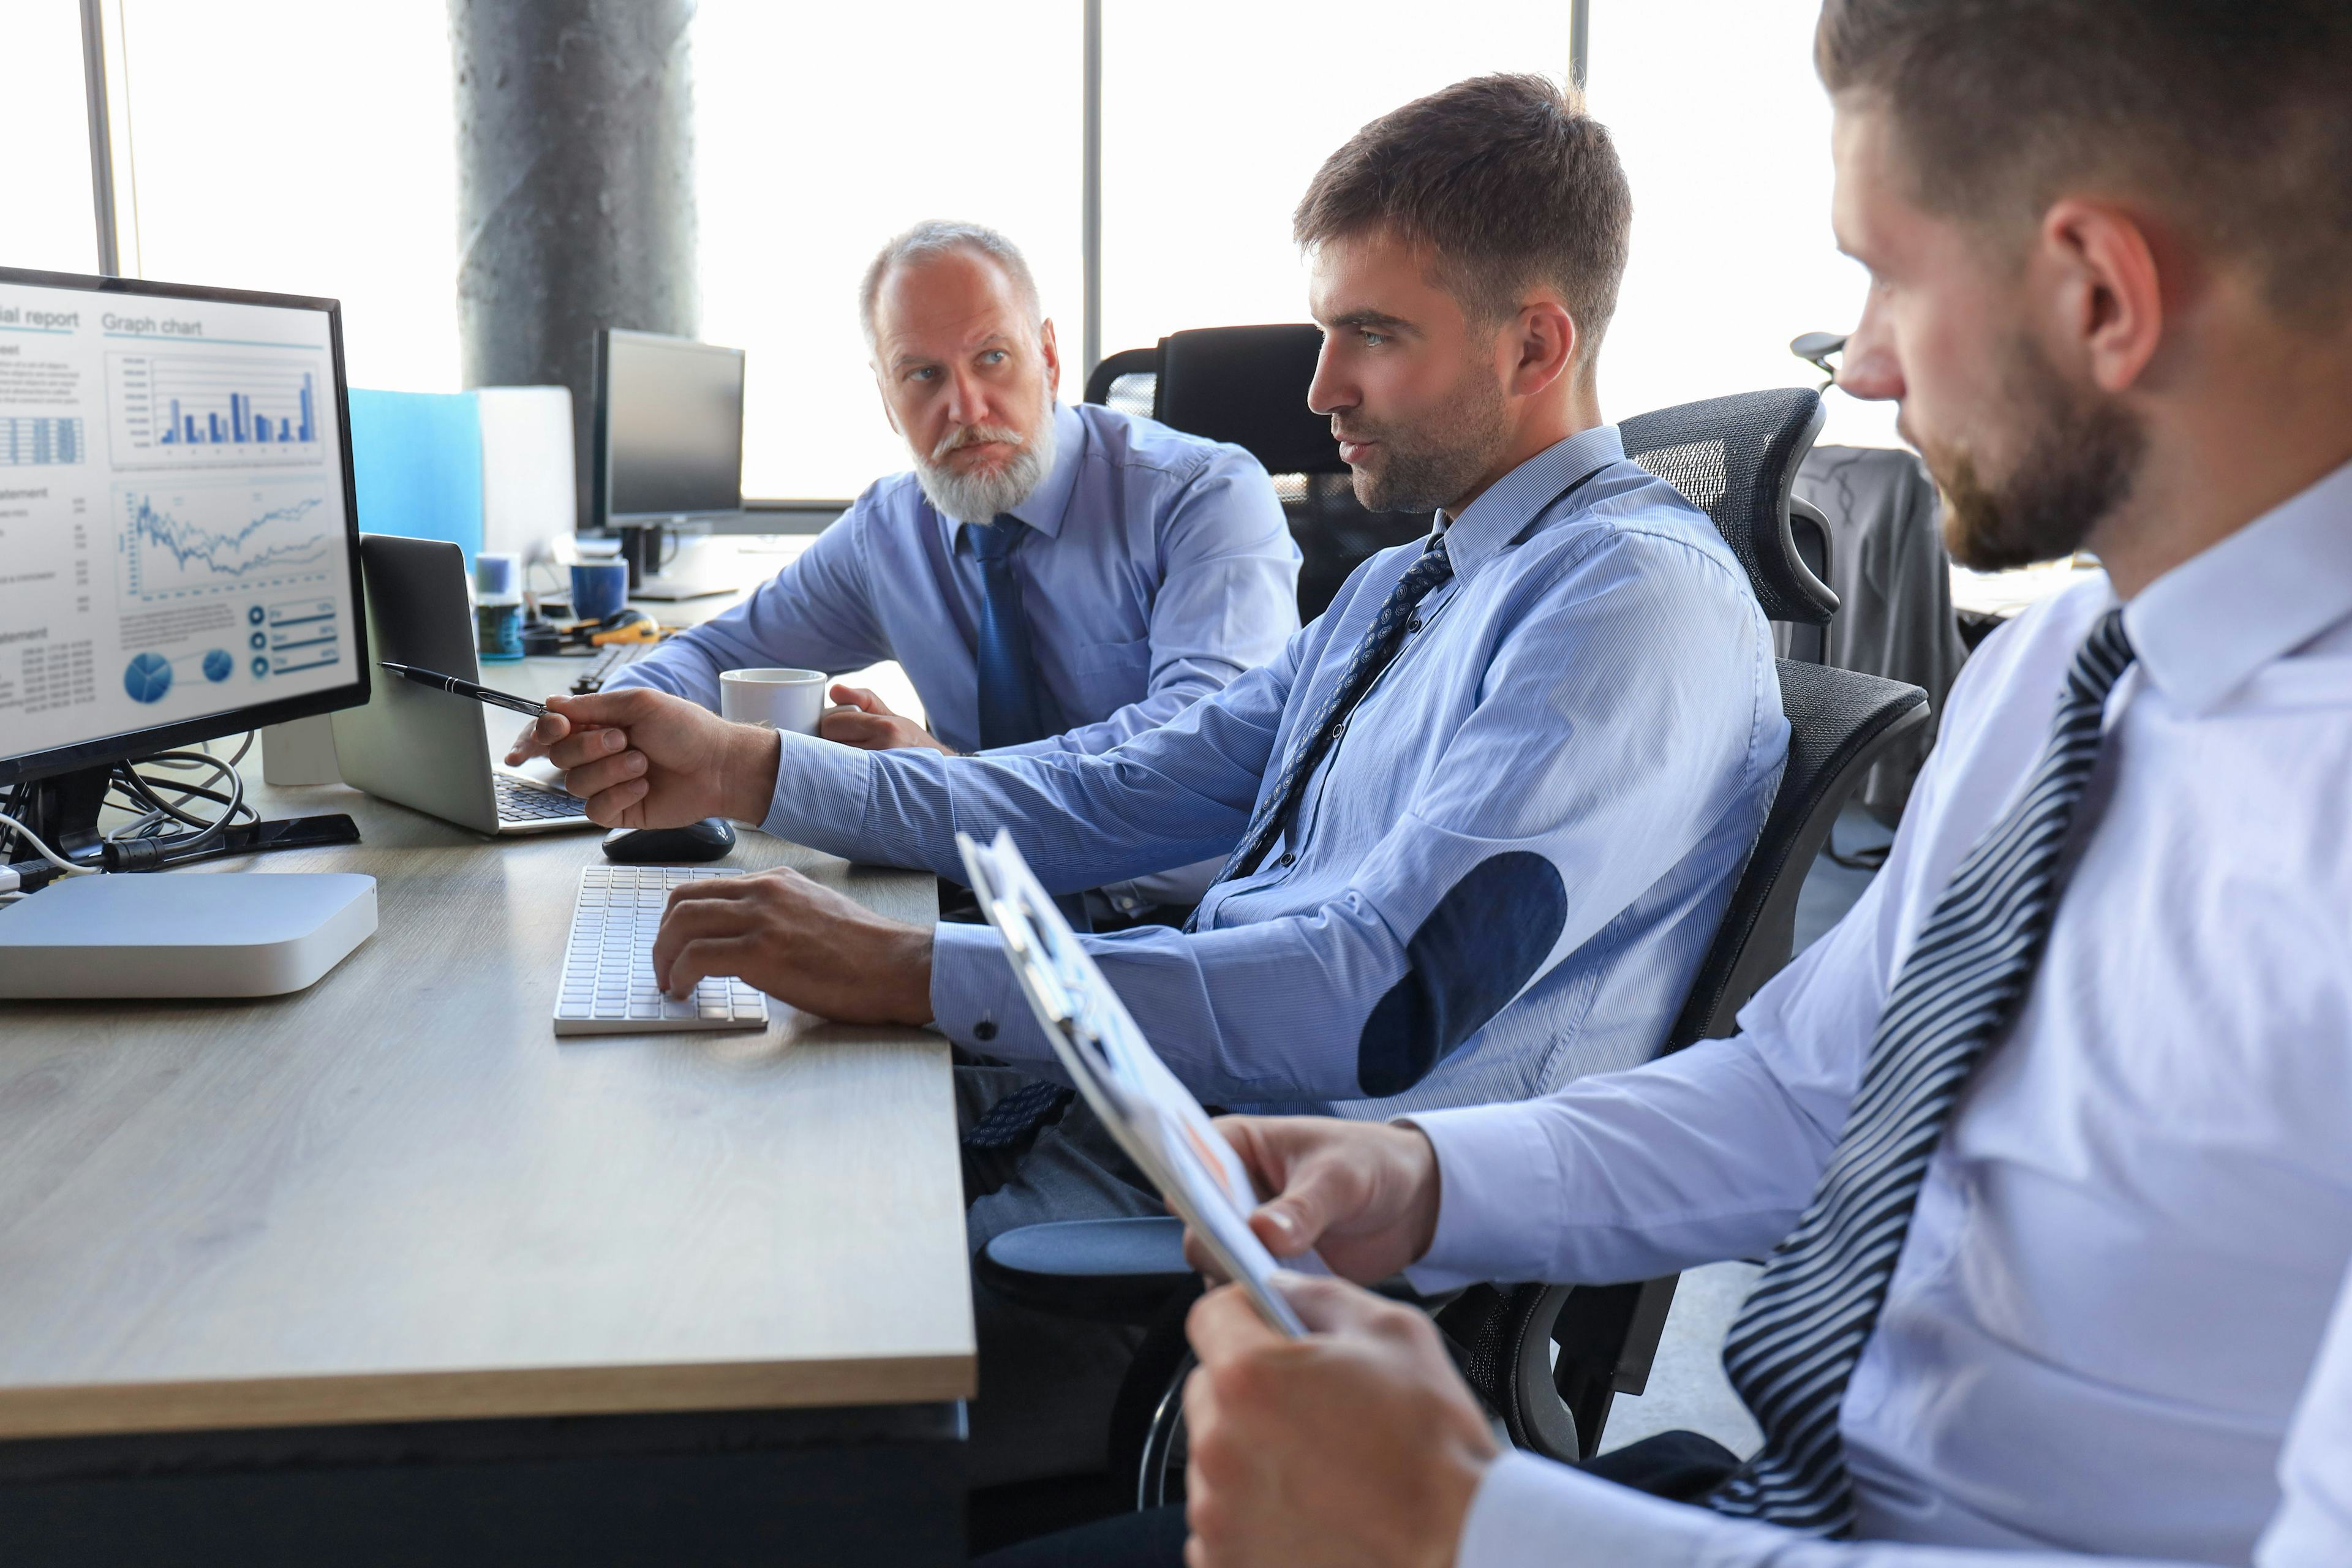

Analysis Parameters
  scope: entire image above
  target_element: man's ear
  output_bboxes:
[2041,198,2165,394]
[1039,317,1063,401]
[1505,298,1578,399]
[873,368,902,435]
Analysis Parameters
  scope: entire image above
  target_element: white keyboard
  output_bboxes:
[553,865,771,1036]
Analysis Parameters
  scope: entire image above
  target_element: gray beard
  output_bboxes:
[913,404,1060,524]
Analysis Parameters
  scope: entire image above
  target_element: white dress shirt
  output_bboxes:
[1408,458,2352,1566]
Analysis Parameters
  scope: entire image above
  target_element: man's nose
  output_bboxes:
[943,364,989,426]
[1306,339,1353,418]
[1835,312,1903,403]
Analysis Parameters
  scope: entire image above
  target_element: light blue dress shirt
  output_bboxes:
[1414,459,2352,1566]
[604,402,1301,757]
[760,424,1788,1118]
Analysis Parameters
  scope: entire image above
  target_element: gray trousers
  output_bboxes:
[957,1064,1164,1489]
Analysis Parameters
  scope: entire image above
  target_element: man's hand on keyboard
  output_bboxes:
[820,684,956,755]
[650,866,936,1026]
[505,687,780,829]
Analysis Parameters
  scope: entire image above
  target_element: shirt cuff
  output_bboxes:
[758,729,875,844]
[929,920,1057,1066]
[1400,1101,1564,1291]
[1458,1450,1736,1567]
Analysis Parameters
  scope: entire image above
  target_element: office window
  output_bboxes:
[101,2,461,394]
[1586,1,1896,446]
[694,4,1084,503]
[3,2,100,276]
[1097,2,1570,358]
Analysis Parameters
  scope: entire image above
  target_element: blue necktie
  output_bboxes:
[1207,534,1453,893]
[968,516,1050,750]
[1708,609,2137,1535]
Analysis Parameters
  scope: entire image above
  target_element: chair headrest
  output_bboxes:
[1153,325,1341,476]
[1620,388,1838,627]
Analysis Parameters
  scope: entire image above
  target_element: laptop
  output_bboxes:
[331,534,597,836]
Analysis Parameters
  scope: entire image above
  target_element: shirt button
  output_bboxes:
[1406,613,1422,633]
[1276,851,1296,868]
[973,1019,998,1042]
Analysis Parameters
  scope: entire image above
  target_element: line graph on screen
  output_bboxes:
[116,478,341,603]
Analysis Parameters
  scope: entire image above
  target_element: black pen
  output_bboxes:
[378,661,549,718]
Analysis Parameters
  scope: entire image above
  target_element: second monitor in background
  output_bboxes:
[592,328,745,601]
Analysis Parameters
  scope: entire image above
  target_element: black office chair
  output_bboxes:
[992,384,1929,1505]
[1088,325,1461,621]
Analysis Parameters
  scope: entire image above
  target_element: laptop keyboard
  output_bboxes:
[553,865,771,1036]
[495,774,588,823]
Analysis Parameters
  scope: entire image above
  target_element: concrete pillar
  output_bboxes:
[450,0,698,531]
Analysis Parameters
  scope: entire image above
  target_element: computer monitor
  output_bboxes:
[0,266,369,851]
[591,328,745,531]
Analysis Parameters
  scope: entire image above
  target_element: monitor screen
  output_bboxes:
[0,268,368,785]
[598,329,745,524]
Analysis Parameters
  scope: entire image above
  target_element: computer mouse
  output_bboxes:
[601,818,736,864]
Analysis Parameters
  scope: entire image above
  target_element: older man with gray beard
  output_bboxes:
[580,217,1300,788]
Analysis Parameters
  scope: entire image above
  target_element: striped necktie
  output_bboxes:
[969,516,1050,750]
[1205,533,1453,894]
[1708,608,2137,1535]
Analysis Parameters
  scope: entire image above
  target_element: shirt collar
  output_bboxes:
[1434,424,1626,582]
[2123,455,2352,714]
[944,401,1084,541]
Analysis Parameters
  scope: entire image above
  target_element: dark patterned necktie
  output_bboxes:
[1206,533,1454,892]
[969,516,1050,750]
[1708,608,2137,1534]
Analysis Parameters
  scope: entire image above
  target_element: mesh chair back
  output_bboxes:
[1620,388,1838,627]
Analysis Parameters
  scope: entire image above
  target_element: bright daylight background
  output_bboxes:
[9,0,1896,503]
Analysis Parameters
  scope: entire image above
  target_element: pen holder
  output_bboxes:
[476,597,525,662]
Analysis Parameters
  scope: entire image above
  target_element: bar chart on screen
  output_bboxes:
[105,349,327,469]
[114,478,339,604]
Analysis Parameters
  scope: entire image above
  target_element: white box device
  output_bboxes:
[0,873,377,999]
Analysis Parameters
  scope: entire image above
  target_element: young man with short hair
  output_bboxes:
[999,1,2352,1562]
[517,76,1787,1485]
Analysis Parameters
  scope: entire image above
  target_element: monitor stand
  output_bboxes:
[0,763,377,999]
[10,763,113,865]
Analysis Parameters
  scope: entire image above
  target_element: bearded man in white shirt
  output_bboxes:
[978,1,2352,1564]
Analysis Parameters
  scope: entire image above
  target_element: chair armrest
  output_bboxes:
[975,1216,1196,1324]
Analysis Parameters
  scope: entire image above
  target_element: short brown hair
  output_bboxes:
[1294,74,1633,366]
[1817,0,2352,325]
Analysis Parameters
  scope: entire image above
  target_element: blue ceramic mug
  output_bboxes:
[570,559,630,622]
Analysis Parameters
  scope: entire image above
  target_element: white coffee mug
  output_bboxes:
[720,668,826,736]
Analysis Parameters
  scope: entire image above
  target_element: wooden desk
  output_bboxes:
[0,760,971,1564]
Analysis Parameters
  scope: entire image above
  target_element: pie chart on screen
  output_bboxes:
[124,652,173,704]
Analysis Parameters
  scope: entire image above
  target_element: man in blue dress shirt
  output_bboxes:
[517,76,1788,1483]
[978,2,2352,1564]
[582,219,1300,771]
